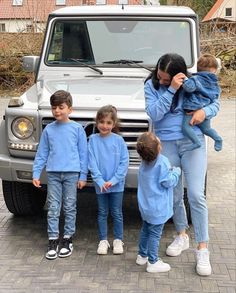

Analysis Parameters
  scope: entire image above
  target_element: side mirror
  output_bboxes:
[22,56,39,73]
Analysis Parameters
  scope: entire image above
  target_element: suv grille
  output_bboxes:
[42,118,149,165]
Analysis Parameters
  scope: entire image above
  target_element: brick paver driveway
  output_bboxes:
[0,98,235,293]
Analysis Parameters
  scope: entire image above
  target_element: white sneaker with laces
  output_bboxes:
[166,234,189,256]
[136,254,148,265]
[97,240,110,255]
[113,239,124,254]
[195,248,212,276]
[146,259,171,273]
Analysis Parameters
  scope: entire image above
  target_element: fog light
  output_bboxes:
[16,171,32,180]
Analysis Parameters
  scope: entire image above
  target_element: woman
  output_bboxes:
[144,53,219,276]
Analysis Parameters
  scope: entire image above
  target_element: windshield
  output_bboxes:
[46,19,193,67]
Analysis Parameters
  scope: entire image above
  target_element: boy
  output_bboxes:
[182,53,222,152]
[33,90,88,260]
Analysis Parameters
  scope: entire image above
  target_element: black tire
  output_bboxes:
[184,174,207,224]
[2,180,47,216]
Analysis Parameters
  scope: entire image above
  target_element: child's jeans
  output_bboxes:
[47,172,79,239]
[96,192,124,240]
[138,221,165,264]
[183,114,222,152]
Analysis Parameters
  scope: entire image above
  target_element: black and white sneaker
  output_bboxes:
[59,237,73,258]
[46,239,59,260]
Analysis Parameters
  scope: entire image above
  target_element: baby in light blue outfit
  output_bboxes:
[182,53,222,152]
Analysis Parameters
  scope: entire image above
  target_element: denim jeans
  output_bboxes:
[161,134,208,243]
[47,172,79,239]
[138,221,164,264]
[96,192,124,240]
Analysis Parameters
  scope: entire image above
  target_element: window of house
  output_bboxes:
[118,0,128,4]
[96,0,106,4]
[12,0,23,5]
[225,8,232,17]
[0,23,6,32]
[56,0,66,5]
[26,24,33,32]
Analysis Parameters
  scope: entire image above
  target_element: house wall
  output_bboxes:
[212,0,236,21]
[0,19,45,33]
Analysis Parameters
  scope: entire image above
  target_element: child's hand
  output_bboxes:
[101,182,112,192]
[78,180,86,190]
[172,167,181,176]
[33,179,41,188]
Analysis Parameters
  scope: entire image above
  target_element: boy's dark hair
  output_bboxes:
[50,90,72,107]
[95,105,120,133]
[136,132,162,163]
[197,53,218,72]
[145,53,188,112]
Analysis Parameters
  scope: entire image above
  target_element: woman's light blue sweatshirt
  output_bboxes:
[138,154,181,225]
[145,79,220,140]
[88,133,129,194]
[33,120,88,181]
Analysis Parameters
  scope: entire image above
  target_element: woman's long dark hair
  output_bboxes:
[145,53,188,112]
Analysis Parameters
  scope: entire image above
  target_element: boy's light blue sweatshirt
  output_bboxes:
[145,79,220,140]
[88,133,129,194]
[138,154,180,225]
[33,120,88,181]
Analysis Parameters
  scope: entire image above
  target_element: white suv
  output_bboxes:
[0,5,200,215]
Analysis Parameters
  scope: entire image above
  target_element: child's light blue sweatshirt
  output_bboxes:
[33,120,88,181]
[145,79,220,140]
[138,154,181,225]
[88,133,129,194]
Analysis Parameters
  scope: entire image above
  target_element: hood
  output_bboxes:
[38,76,146,111]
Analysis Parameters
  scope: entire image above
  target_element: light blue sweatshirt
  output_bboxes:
[138,154,181,225]
[88,133,129,194]
[145,79,220,140]
[33,120,88,181]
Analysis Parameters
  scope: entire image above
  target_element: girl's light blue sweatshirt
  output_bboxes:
[138,154,181,225]
[88,133,129,194]
[33,120,88,181]
[145,79,220,140]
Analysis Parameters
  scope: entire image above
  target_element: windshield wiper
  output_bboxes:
[103,59,152,72]
[70,58,103,75]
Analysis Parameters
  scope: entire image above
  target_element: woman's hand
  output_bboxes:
[171,73,186,90]
[187,109,206,125]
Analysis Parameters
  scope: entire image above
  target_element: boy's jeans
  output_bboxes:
[47,172,79,239]
[138,221,164,264]
[161,134,208,243]
[96,192,124,240]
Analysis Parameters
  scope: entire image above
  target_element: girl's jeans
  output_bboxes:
[96,192,124,240]
[161,134,208,243]
[138,221,164,264]
[47,172,79,239]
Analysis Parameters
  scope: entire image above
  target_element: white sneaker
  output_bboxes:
[136,255,148,265]
[195,248,212,276]
[166,234,189,256]
[113,239,124,254]
[146,259,171,273]
[97,240,110,255]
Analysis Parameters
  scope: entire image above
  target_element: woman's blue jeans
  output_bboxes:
[47,172,79,239]
[96,192,124,240]
[138,221,165,264]
[161,134,208,243]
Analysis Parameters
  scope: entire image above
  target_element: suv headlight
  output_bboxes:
[11,117,34,139]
